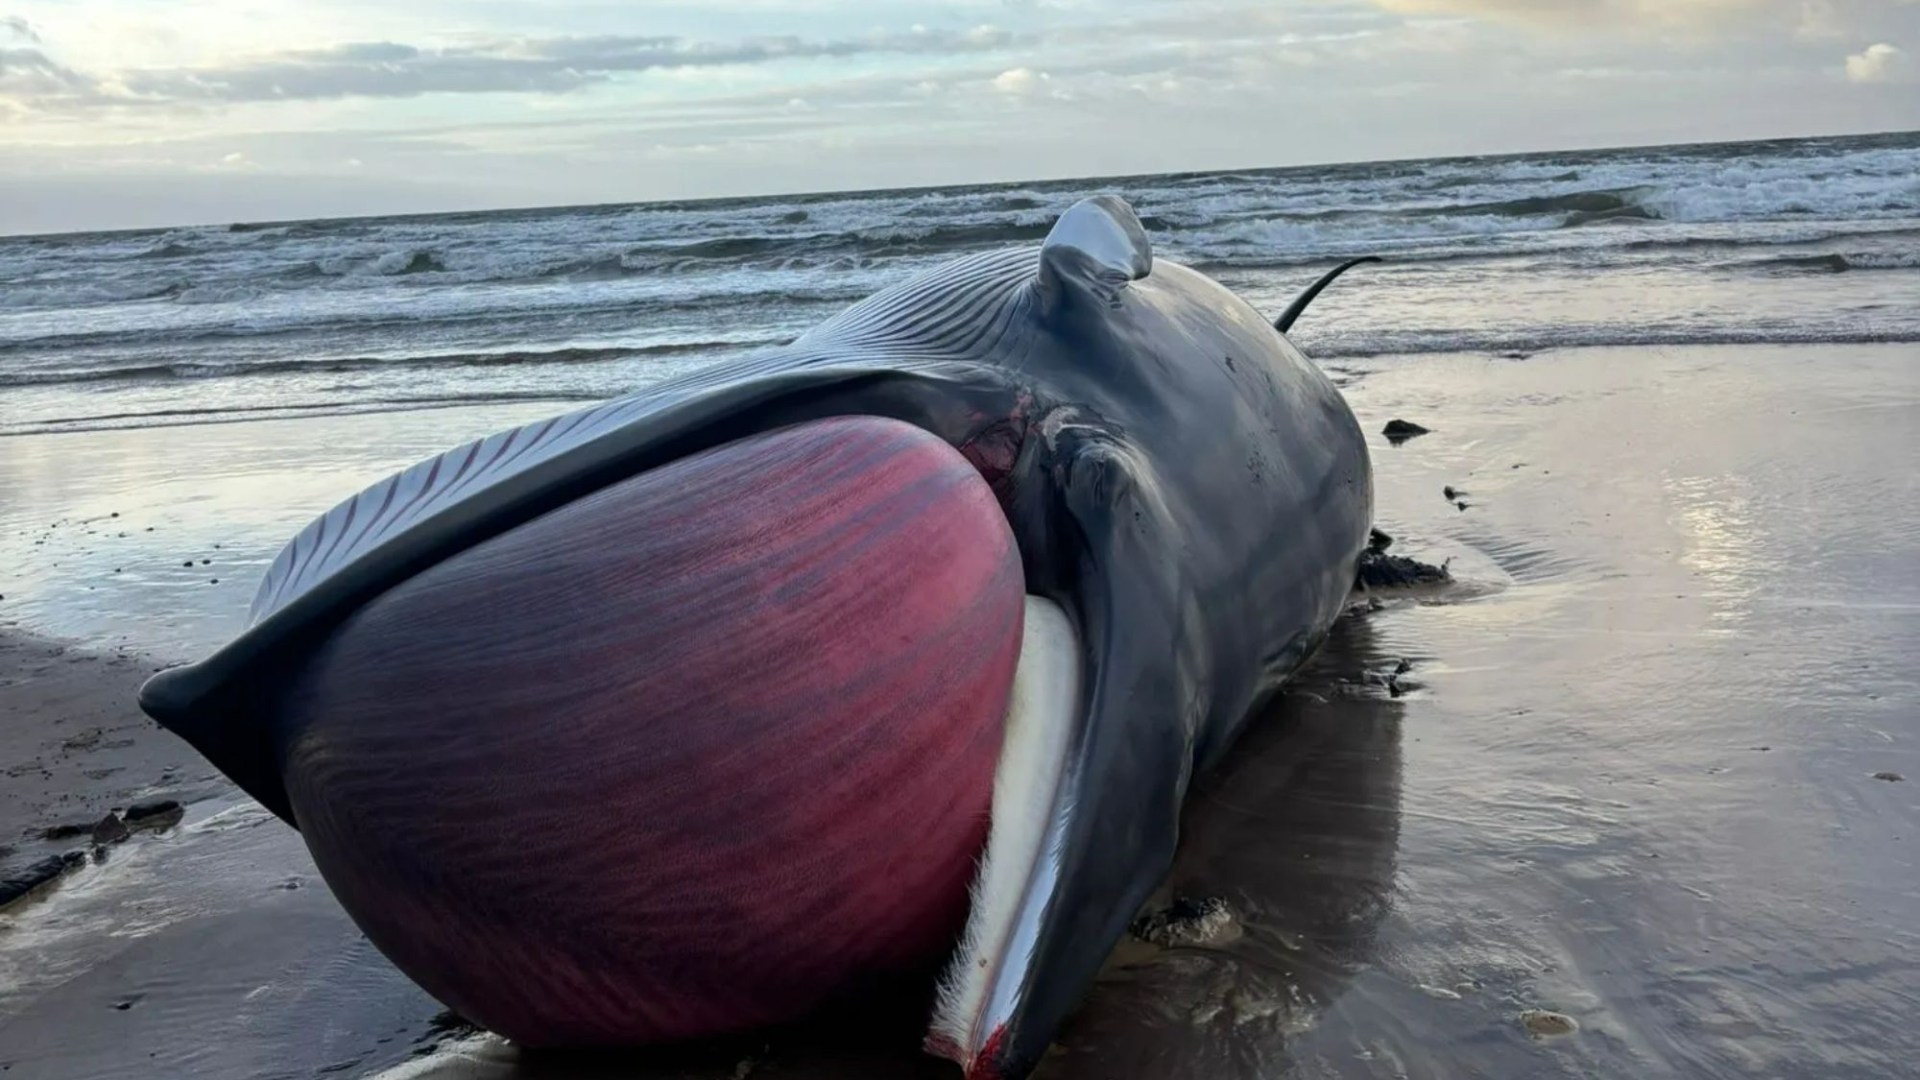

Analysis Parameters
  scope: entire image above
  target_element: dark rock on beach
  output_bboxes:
[1382,419,1430,444]
[1130,895,1239,948]
[1356,549,1453,590]
[91,812,131,845]
[125,798,183,825]
[0,850,85,908]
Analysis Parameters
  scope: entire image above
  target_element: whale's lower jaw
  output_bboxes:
[927,596,1085,1076]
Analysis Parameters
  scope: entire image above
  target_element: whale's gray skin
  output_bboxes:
[139,195,1373,1080]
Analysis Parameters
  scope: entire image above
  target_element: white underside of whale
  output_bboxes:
[929,594,1083,1065]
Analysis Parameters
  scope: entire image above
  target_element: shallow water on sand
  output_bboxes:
[0,402,560,658]
[1,344,1916,1078]
[1043,345,1920,1079]
[0,798,447,1078]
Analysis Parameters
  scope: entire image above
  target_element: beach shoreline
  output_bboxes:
[0,632,218,896]
[2,341,1916,1078]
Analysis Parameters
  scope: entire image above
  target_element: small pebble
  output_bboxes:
[1520,1009,1578,1038]
[1873,771,1904,782]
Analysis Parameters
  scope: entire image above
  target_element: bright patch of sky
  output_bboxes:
[2,0,1916,232]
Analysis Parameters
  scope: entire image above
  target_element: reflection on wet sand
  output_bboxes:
[1041,613,1405,1080]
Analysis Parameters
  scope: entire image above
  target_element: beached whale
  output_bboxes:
[138,195,1374,1079]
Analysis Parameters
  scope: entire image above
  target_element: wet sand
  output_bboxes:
[2,343,1917,1078]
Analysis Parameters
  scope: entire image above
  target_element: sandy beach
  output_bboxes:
[2,340,1914,1078]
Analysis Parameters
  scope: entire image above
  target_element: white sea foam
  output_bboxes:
[0,133,1914,432]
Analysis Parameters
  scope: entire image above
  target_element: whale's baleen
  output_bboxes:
[139,196,1375,1079]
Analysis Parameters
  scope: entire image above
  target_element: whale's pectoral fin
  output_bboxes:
[1035,195,1153,318]
[931,428,1200,1080]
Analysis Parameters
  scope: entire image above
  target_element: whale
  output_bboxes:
[138,195,1374,1080]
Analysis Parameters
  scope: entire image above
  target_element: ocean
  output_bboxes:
[4,130,1917,439]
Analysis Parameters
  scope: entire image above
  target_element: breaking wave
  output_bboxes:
[0,338,786,390]
[1,130,1915,434]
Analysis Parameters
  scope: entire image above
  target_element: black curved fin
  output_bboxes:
[1036,195,1152,317]
[1274,256,1381,333]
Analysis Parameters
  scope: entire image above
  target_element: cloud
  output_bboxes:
[1844,40,1909,80]
[8,0,1920,233]
[2,14,37,42]
[6,24,1020,110]
[0,45,95,100]
[1794,0,1846,40]
[991,66,1048,93]
[1370,0,1767,29]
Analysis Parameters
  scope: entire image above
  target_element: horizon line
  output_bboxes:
[6,125,1916,243]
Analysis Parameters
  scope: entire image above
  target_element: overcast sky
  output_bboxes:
[2,0,1917,233]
